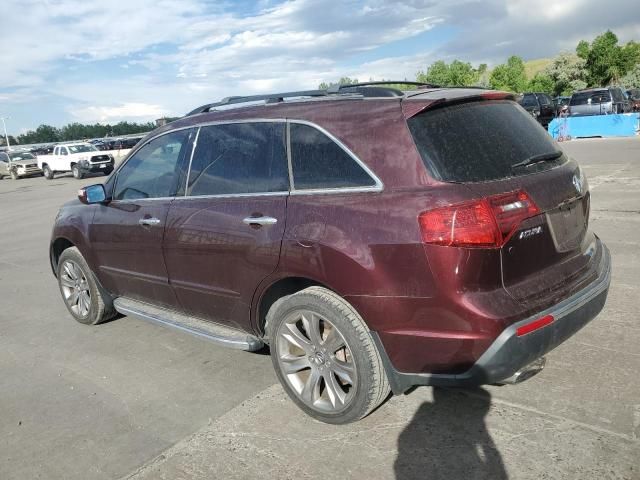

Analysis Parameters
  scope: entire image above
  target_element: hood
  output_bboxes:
[9,159,37,166]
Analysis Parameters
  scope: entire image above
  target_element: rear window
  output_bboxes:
[407,100,563,183]
[537,94,552,106]
[570,91,610,105]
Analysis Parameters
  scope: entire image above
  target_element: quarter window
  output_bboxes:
[289,123,376,190]
[186,122,289,196]
[113,129,192,200]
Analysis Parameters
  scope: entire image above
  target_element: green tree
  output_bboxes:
[545,52,588,96]
[489,56,528,92]
[318,77,358,89]
[527,72,554,94]
[578,30,640,86]
[621,63,640,88]
[416,60,479,86]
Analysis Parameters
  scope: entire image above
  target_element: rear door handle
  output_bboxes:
[139,217,161,226]
[243,216,278,226]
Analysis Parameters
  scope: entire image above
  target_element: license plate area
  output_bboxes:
[546,199,587,252]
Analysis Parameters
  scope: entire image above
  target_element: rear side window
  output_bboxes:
[289,123,376,190]
[571,91,610,105]
[407,100,563,183]
[610,88,624,102]
[186,122,288,196]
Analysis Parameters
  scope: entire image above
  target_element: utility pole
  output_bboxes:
[0,116,10,150]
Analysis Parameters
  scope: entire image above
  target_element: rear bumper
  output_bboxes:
[374,243,611,394]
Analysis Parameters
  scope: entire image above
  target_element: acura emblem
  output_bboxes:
[572,174,582,194]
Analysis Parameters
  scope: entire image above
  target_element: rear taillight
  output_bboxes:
[419,190,540,248]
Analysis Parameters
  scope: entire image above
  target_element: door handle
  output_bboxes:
[243,216,278,226]
[139,217,161,226]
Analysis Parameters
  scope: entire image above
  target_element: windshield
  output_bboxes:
[9,152,36,161]
[67,144,97,153]
[407,100,563,183]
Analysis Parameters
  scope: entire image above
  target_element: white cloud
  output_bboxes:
[1,0,639,131]
[71,102,167,123]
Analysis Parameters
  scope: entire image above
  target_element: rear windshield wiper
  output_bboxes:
[511,151,563,170]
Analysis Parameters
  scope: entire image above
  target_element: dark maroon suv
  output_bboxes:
[50,83,611,424]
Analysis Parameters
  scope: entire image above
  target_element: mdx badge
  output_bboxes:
[519,226,543,240]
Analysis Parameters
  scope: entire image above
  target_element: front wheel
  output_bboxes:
[72,165,84,179]
[266,286,390,424]
[57,247,115,325]
[10,170,19,180]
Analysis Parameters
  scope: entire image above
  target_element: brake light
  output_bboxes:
[418,190,540,248]
[516,314,554,336]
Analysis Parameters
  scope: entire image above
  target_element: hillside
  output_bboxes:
[524,58,552,79]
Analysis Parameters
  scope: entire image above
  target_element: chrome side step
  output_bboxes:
[113,297,264,352]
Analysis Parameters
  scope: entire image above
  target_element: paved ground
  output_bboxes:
[1,138,639,479]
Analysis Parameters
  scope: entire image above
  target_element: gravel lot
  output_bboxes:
[1,138,639,480]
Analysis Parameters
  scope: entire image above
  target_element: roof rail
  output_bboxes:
[185,81,441,116]
[327,81,439,92]
[187,89,333,116]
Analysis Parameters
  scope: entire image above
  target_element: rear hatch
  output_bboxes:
[407,98,600,309]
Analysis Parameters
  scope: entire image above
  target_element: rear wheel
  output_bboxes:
[42,164,54,179]
[56,247,115,325]
[266,286,390,424]
[72,165,84,179]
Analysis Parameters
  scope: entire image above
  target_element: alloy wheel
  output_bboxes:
[276,310,357,413]
[60,260,91,317]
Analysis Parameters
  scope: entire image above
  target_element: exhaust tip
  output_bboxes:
[497,357,546,385]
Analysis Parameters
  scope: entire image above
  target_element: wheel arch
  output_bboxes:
[253,275,333,339]
[50,237,75,276]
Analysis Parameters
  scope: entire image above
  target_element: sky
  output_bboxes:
[1,0,639,134]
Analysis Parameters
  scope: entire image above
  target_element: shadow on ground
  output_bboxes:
[394,387,507,480]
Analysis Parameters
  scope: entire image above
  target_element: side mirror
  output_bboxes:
[78,184,107,204]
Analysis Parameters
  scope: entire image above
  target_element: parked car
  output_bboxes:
[553,96,571,116]
[0,151,42,179]
[517,92,555,127]
[113,137,142,150]
[569,87,632,116]
[49,83,611,424]
[38,143,114,180]
[627,88,640,111]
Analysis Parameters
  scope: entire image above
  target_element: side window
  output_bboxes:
[289,123,376,190]
[186,122,288,196]
[520,95,538,108]
[53,147,58,155]
[113,129,192,200]
[61,147,68,156]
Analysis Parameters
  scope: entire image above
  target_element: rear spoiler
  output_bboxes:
[401,91,515,119]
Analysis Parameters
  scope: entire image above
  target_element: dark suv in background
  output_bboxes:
[49,82,611,424]
[518,92,555,127]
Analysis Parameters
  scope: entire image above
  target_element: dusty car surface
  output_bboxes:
[0,151,42,179]
[49,82,611,424]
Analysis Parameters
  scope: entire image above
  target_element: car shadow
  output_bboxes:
[394,387,507,480]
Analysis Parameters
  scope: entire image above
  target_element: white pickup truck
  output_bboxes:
[38,143,115,180]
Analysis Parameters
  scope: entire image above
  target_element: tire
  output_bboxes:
[10,169,19,180]
[266,286,390,424]
[72,165,84,179]
[42,164,54,179]
[56,247,115,325]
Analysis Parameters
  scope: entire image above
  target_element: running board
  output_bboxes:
[113,298,264,351]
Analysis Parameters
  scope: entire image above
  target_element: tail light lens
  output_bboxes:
[419,190,540,248]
